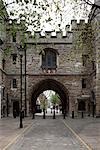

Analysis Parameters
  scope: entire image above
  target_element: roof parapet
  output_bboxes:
[33,31,69,39]
[26,30,72,44]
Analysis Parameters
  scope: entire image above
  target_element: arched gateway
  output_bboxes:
[30,79,69,114]
[1,19,98,118]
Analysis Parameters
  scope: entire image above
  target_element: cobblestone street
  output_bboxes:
[9,117,88,150]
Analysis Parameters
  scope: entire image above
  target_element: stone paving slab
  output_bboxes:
[0,117,33,150]
[64,117,100,150]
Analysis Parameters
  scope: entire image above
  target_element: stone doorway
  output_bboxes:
[13,101,19,117]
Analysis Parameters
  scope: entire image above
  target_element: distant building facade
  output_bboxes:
[0,0,100,118]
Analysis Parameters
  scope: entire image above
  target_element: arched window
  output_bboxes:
[78,101,86,111]
[41,49,57,69]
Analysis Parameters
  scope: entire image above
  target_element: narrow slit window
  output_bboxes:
[82,78,86,88]
[2,59,5,70]
[12,79,17,88]
[12,54,17,64]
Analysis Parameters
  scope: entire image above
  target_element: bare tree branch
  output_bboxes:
[83,0,100,9]
[83,0,93,6]
[1,1,15,10]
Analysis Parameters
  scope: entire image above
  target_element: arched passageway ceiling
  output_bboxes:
[31,79,69,105]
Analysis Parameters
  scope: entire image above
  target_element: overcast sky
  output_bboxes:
[4,0,94,31]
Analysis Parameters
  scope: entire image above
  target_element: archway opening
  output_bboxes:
[36,90,62,115]
[30,79,69,116]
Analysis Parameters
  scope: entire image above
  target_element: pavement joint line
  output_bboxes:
[62,120,93,150]
[2,121,33,150]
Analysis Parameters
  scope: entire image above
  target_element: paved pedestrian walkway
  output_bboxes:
[0,116,33,150]
[0,113,100,150]
[64,117,100,150]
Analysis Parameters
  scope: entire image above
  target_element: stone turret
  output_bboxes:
[71,19,87,31]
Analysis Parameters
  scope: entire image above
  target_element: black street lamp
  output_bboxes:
[19,54,23,128]
[6,93,9,117]
[43,108,46,119]
[24,46,27,117]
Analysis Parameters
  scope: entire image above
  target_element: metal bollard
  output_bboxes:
[63,110,66,119]
[81,111,84,118]
[72,111,74,119]
[32,112,35,119]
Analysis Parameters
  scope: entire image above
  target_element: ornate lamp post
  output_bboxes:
[18,43,26,128]
[24,45,27,116]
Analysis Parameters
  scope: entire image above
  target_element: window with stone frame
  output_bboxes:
[82,78,86,88]
[12,54,17,64]
[41,49,57,69]
[92,61,95,70]
[12,79,17,88]
[2,87,5,97]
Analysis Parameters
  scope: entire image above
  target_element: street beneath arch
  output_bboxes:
[9,117,88,150]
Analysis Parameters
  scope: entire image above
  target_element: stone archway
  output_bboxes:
[30,79,69,114]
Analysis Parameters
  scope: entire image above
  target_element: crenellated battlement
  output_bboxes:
[24,30,73,44]
[71,19,88,30]
[33,30,72,38]
[7,19,27,31]
[6,19,90,44]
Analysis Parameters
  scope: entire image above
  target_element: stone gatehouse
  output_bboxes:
[0,0,100,118]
